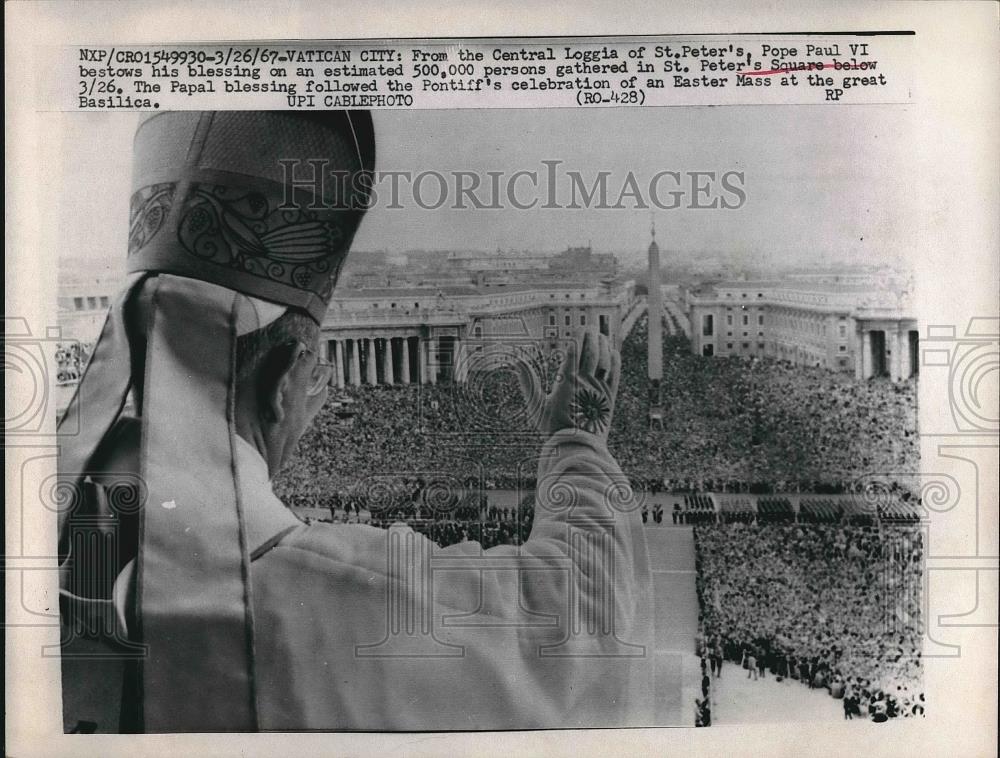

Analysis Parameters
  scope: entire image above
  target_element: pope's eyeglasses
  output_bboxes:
[296,344,334,396]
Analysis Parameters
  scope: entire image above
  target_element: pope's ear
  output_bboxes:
[257,342,300,424]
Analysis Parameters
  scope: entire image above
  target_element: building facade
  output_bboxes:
[319,279,638,387]
[57,272,119,346]
[686,280,918,382]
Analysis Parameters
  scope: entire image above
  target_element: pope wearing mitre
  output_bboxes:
[57,110,653,732]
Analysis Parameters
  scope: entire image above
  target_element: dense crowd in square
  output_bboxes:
[271,312,919,508]
[694,522,924,721]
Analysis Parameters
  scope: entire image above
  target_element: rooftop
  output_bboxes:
[334,279,627,299]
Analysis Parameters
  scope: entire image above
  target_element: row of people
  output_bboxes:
[301,495,537,550]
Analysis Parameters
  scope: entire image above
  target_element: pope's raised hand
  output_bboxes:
[517,330,620,442]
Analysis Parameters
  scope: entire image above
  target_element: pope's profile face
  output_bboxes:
[276,336,330,469]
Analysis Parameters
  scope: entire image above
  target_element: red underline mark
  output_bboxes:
[744,61,870,76]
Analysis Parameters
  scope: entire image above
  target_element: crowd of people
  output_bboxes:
[55,342,92,384]
[291,488,537,550]
[273,313,919,505]
[695,654,714,727]
[647,493,923,527]
[694,523,925,722]
[610,316,919,495]
[57,314,920,501]
[365,494,536,549]
[273,364,539,501]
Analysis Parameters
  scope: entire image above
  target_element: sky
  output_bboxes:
[50,104,917,274]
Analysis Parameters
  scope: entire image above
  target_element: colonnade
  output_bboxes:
[323,335,441,387]
[855,322,919,382]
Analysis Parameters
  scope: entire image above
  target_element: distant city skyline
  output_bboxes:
[58,245,902,280]
[51,105,916,274]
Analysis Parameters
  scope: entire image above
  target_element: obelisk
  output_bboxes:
[647,223,663,383]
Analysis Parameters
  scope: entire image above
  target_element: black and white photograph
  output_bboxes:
[5,3,998,756]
